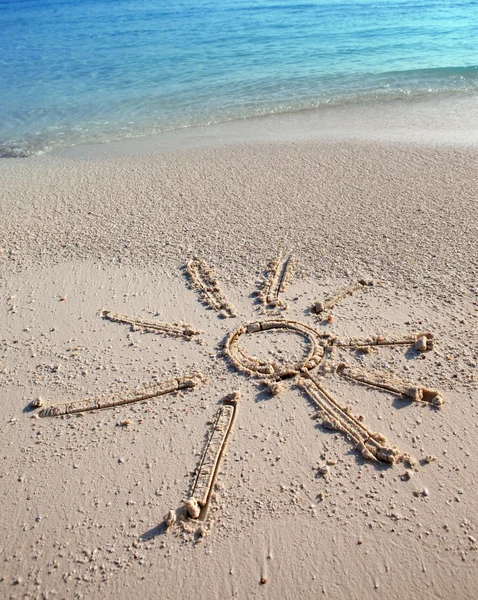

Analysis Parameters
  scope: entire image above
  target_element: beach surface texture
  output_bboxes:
[0,100,477,598]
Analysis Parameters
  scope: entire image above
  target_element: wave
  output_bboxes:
[1,65,477,158]
[387,65,478,77]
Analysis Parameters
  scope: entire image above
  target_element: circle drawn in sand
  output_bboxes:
[226,319,325,379]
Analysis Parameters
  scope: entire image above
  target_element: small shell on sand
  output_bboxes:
[415,336,428,352]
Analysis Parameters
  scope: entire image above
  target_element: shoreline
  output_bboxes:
[20,91,478,160]
[1,90,477,160]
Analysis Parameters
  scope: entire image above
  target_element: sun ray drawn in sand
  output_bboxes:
[258,248,296,311]
[35,251,445,536]
[186,256,237,317]
[38,374,205,418]
[184,392,239,521]
[100,309,202,339]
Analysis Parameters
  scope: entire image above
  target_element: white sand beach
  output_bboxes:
[0,101,477,599]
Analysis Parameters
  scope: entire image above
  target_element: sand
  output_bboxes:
[0,104,477,599]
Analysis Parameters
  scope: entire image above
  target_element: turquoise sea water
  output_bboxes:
[0,0,477,156]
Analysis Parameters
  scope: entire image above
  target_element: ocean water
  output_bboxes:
[0,0,477,157]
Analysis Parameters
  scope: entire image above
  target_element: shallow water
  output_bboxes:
[1,0,477,156]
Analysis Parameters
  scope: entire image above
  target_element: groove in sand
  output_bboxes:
[101,309,201,339]
[186,392,239,519]
[186,257,236,317]
[259,249,295,310]
[336,363,444,407]
[332,331,433,350]
[312,280,375,315]
[225,319,324,380]
[297,372,403,463]
[39,373,205,417]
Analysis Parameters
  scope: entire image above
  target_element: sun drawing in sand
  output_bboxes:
[37,250,445,531]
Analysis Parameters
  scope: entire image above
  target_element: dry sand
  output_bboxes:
[0,111,477,599]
